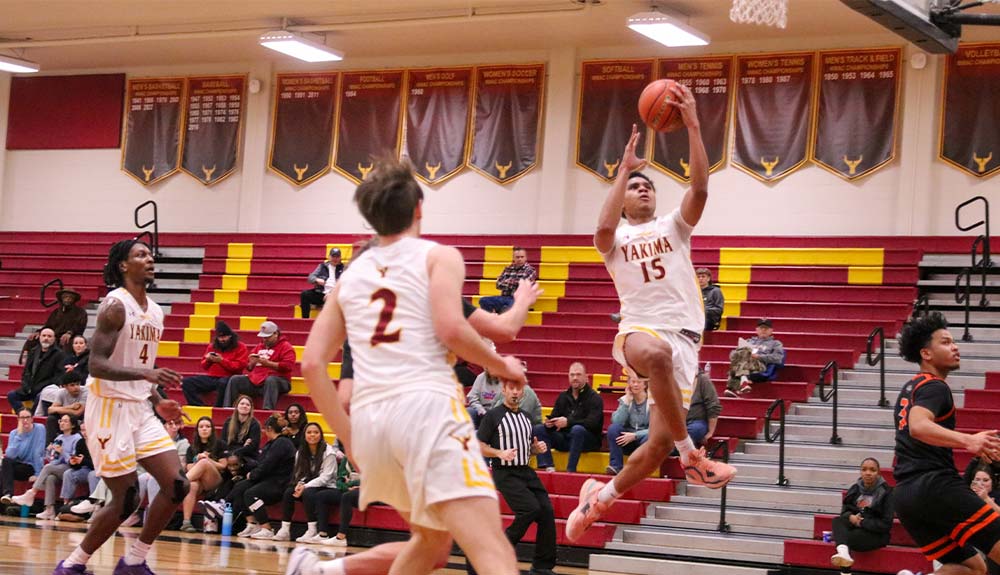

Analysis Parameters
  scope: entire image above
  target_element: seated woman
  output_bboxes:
[59,421,95,510]
[199,454,248,533]
[605,375,650,476]
[263,422,338,541]
[233,414,296,538]
[221,395,262,458]
[830,457,894,573]
[12,414,82,519]
[281,403,309,448]
[970,465,1000,575]
[317,442,361,547]
[62,335,91,379]
[178,416,227,532]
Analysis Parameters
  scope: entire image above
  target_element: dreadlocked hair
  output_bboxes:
[103,239,147,288]
[897,311,949,364]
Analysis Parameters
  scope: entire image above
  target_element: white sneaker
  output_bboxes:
[204,519,218,533]
[322,536,347,547]
[897,571,921,575]
[285,547,319,575]
[295,528,318,543]
[251,527,275,540]
[272,526,291,541]
[11,492,35,507]
[237,523,261,538]
[831,545,854,568]
[200,499,224,520]
[35,507,56,520]
[544,466,556,472]
[71,499,97,515]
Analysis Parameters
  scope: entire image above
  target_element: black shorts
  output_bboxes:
[894,470,1000,564]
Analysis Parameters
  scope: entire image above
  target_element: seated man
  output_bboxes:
[606,375,649,476]
[532,362,603,473]
[300,247,344,319]
[182,321,249,407]
[687,367,721,447]
[223,321,296,410]
[697,267,724,332]
[39,288,89,353]
[725,318,785,397]
[479,246,537,314]
[9,327,65,414]
[45,371,88,444]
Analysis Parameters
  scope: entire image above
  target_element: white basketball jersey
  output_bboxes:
[87,287,163,401]
[337,237,457,410]
[602,208,705,334]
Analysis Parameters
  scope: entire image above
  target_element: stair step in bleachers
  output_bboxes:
[784,539,931,574]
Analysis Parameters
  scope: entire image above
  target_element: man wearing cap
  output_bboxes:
[696,268,724,332]
[35,288,89,353]
[224,321,296,410]
[300,247,344,319]
[182,321,249,407]
[725,319,785,397]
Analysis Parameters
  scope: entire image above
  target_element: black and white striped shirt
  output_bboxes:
[477,404,534,467]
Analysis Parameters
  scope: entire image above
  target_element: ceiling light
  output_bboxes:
[627,8,710,47]
[0,54,40,73]
[259,31,343,63]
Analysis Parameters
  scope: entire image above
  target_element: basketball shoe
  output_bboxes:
[565,478,612,542]
[683,447,737,488]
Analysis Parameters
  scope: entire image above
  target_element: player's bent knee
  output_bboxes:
[120,484,140,520]
[172,472,191,504]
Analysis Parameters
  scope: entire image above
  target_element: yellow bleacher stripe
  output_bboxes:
[484,245,513,262]
[159,341,179,357]
[718,247,884,267]
[718,265,751,284]
[293,305,319,319]
[531,297,558,313]
[719,283,748,303]
[213,289,240,304]
[194,302,221,316]
[478,279,499,296]
[593,373,611,388]
[224,259,251,275]
[310,412,332,433]
[291,377,308,394]
[719,317,728,331]
[239,316,269,332]
[227,243,253,259]
[325,243,354,260]
[848,266,883,285]
[530,451,657,476]
[221,275,248,291]
[723,301,741,319]
[526,311,543,326]
[183,328,211,343]
[188,315,218,329]
[181,406,213,422]
[294,345,303,361]
[539,263,569,280]
[540,246,603,264]
[482,263,507,278]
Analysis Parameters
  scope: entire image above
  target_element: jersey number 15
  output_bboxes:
[640,257,666,283]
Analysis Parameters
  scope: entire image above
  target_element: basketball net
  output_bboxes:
[730,0,788,29]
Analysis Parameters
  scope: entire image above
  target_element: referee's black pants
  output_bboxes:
[468,465,556,574]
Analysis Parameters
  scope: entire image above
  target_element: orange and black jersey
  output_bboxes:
[893,372,957,482]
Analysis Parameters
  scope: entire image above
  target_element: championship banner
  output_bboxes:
[405,67,473,185]
[733,52,814,182]
[812,48,901,181]
[940,43,1000,178]
[468,63,545,184]
[576,59,655,182]
[181,75,246,186]
[651,56,733,182]
[268,72,338,186]
[121,77,184,186]
[334,70,405,184]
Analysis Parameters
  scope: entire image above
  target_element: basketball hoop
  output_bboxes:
[730,0,787,29]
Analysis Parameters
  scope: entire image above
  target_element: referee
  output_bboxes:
[473,379,557,575]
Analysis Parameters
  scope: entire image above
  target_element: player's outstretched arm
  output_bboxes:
[675,83,709,228]
[595,124,647,254]
[89,297,180,387]
[469,279,543,344]
[909,406,1000,459]
[302,284,353,457]
[428,245,526,385]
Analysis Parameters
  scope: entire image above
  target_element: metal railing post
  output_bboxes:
[818,361,842,445]
[134,200,160,257]
[708,440,732,533]
[764,399,789,486]
[955,268,974,342]
[40,278,63,308]
[866,327,888,408]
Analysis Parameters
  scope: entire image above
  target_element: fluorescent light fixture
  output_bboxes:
[259,30,343,62]
[627,9,710,47]
[0,54,40,73]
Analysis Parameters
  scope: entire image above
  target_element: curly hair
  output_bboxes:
[103,239,148,288]
[897,311,949,364]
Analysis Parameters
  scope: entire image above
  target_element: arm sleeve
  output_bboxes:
[862,488,895,533]
[703,378,723,418]
[570,394,604,434]
[670,208,694,241]
[220,344,250,375]
[307,263,324,284]
[304,450,338,488]
[840,484,860,518]
[550,393,568,419]
[466,373,485,409]
[611,399,630,426]
[476,410,499,445]
[757,340,785,365]
[274,344,297,374]
[524,387,543,425]
[199,344,213,371]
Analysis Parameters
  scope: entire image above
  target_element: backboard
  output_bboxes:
[840,0,960,53]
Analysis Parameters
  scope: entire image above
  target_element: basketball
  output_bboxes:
[638,79,683,133]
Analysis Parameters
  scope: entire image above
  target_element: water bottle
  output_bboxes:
[20,505,29,518]
[221,502,233,536]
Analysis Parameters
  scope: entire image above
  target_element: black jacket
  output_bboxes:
[245,435,295,485]
[307,261,345,293]
[70,437,94,471]
[550,384,604,438]
[22,345,67,394]
[221,416,262,459]
[841,479,894,534]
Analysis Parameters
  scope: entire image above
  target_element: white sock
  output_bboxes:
[124,539,152,566]
[314,558,346,575]
[281,521,291,530]
[307,521,317,531]
[598,480,621,504]
[64,547,91,568]
[837,544,850,555]
[675,436,696,459]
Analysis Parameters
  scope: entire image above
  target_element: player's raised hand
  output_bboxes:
[495,355,527,387]
[668,82,699,129]
[621,124,647,173]
[513,278,543,307]
[967,429,1000,460]
[146,367,182,389]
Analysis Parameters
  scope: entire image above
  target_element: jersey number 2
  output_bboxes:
[370,288,402,347]
[640,257,666,283]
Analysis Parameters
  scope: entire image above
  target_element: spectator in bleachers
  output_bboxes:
[223,321,296,410]
[467,367,502,428]
[59,421,96,511]
[62,335,90,379]
[123,417,190,529]
[964,456,1000,491]
[40,288,88,353]
[606,375,650,476]
[697,267,724,332]
[182,321,248,407]
[495,382,544,426]
[200,454,249,533]
[300,247,344,319]
[532,362,603,473]
[12,413,82,519]
[687,367,721,447]
[725,318,785,397]
[9,327,65,414]
[970,465,1000,575]
[281,403,309,447]
[267,422,339,541]
[44,371,87,444]
[829,457,894,573]
[35,336,88,417]
[178,417,227,532]
[221,395,262,458]
[314,441,361,546]
[0,409,45,503]
[233,414,296,538]
[478,247,538,314]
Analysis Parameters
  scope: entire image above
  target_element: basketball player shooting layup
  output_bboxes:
[54,239,188,575]
[290,159,527,575]
[565,82,736,542]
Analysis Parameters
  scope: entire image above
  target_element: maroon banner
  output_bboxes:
[576,59,655,182]
[268,72,338,186]
[468,63,545,184]
[121,77,185,186]
[334,70,405,184]
[180,75,246,186]
[733,52,814,182]
[651,57,733,182]
[941,43,1000,178]
[7,74,125,150]
[812,48,901,180]
[405,67,473,185]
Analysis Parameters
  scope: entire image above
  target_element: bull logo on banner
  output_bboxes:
[121,77,185,186]
[406,67,474,185]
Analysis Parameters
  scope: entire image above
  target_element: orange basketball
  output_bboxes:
[638,79,683,133]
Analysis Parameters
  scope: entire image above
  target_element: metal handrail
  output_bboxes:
[866,327,889,408]
[955,195,990,237]
[41,278,63,308]
[970,235,992,309]
[955,268,974,342]
[817,360,842,445]
[134,200,160,257]
[912,294,930,318]
[764,399,789,487]
[707,439,731,533]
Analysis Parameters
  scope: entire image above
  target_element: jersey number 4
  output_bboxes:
[640,257,666,283]
[370,288,402,347]
[139,344,149,364]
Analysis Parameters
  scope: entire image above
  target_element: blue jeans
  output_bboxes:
[7,388,38,414]
[478,295,513,314]
[607,423,649,471]
[687,419,709,446]
[532,424,600,472]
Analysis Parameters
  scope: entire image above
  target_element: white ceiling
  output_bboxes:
[0,0,999,71]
